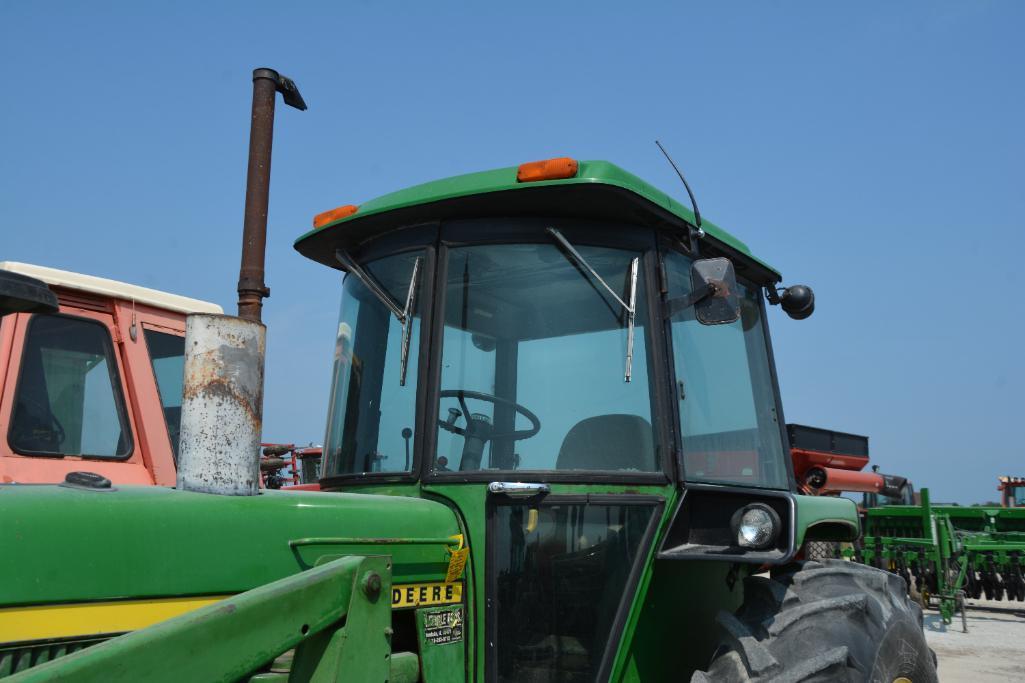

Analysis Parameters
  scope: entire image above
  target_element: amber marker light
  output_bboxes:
[516,157,579,183]
[313,204,359,229]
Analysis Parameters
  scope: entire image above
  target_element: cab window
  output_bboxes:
[664,250,789,489]
[9,314,132,458]
[434,240,657,474]
[144,329,186,463]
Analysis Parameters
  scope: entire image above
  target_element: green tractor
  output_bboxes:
[0,77,937,683]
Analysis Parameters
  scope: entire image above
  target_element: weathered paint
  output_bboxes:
[177,313,265,496]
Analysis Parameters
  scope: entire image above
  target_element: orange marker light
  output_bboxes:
[516,157,579,183]
[313,204,359,229]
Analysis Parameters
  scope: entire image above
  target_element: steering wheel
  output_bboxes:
[437,389,541,441]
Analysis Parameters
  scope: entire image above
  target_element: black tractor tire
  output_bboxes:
[692,560,938,683]
[803,541,841,562]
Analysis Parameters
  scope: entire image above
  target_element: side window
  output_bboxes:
[143,329,186,463]
[664,250,789,489]
[9,314,132,458]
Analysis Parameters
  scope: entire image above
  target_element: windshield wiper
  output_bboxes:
[334,249,422,386]
[547,227,639,382]
[398,257,421,386]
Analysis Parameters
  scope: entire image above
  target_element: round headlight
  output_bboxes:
[733,503,781,549]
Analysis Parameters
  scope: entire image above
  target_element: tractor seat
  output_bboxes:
[556,414,655,471]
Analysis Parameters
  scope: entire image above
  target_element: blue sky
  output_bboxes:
[2,2,1022,503]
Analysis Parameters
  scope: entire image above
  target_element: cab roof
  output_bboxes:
[294,159,780,280]
[0,262,223,315]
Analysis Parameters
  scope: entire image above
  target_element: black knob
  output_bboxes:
[63,471,112,490]
[780,285,815,320]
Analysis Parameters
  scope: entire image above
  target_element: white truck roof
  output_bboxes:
[0,262,223,315]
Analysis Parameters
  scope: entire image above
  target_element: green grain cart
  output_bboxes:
[0,154,940,682]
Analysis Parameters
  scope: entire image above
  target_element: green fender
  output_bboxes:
[794,494,860,546]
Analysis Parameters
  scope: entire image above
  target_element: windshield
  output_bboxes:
[664,250,789,489]
[323,250,423,476]
[432,240,658,475]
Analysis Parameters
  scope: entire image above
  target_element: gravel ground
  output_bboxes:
[923,597,1025,681]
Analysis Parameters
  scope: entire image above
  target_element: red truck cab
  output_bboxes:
[0,262,222,485]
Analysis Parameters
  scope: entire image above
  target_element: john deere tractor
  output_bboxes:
[0,153,938,681]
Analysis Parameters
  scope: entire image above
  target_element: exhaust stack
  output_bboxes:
[177,68,305,495]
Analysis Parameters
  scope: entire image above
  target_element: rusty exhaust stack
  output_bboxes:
[177,69,306,496]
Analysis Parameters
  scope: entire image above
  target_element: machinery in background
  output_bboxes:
[259,443,323,489]
[0,262,221,485]
[999,476,1025,508]
[856,487,1025,628]
[789,423,915,506]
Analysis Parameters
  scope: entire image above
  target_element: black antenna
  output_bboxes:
[655,140,702,230]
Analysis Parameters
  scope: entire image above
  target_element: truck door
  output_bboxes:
[486,488,661,682]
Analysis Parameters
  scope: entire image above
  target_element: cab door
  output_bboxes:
[0,304,152,484]
[486,486,662,682]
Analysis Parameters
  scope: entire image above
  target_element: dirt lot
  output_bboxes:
[923,597,1025,681]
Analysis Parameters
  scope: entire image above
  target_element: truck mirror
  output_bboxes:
[0,269,58,318]
[692,258,740,325]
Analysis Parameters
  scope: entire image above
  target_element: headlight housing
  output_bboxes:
[731,503,781,549]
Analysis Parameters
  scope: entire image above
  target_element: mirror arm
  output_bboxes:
[398,257,422,386]
[664,282,717,319]
[334,249,406,320]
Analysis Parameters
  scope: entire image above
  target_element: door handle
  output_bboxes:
[488,481,550,498]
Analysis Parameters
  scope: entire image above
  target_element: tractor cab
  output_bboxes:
[301,161,792,492]
[295,159,827,679]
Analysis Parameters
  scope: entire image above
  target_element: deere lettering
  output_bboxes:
[390,582,462,609]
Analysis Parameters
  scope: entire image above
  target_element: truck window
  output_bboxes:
[143,329,185,463]
[9,314,132,458]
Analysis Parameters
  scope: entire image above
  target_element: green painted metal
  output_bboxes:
[856,487,1025,624]
[302,481,859,681]
[294,160,779,276]
[793,493,861,546]
[8,555,392,682]
[387,652,421,683]
[0,485,459,607]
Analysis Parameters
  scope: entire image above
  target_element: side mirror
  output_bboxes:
[0,269,58,318]
[692,258,740,325]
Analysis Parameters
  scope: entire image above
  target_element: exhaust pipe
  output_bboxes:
[177,69,306,496]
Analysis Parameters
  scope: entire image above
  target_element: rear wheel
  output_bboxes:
[692,560,938,682]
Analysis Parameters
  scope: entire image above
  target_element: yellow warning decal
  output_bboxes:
[445,534,469,583]
[445,549,469,583]
[391,582,463,609]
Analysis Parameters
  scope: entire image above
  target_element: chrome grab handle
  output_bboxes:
[488,482,550,498]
